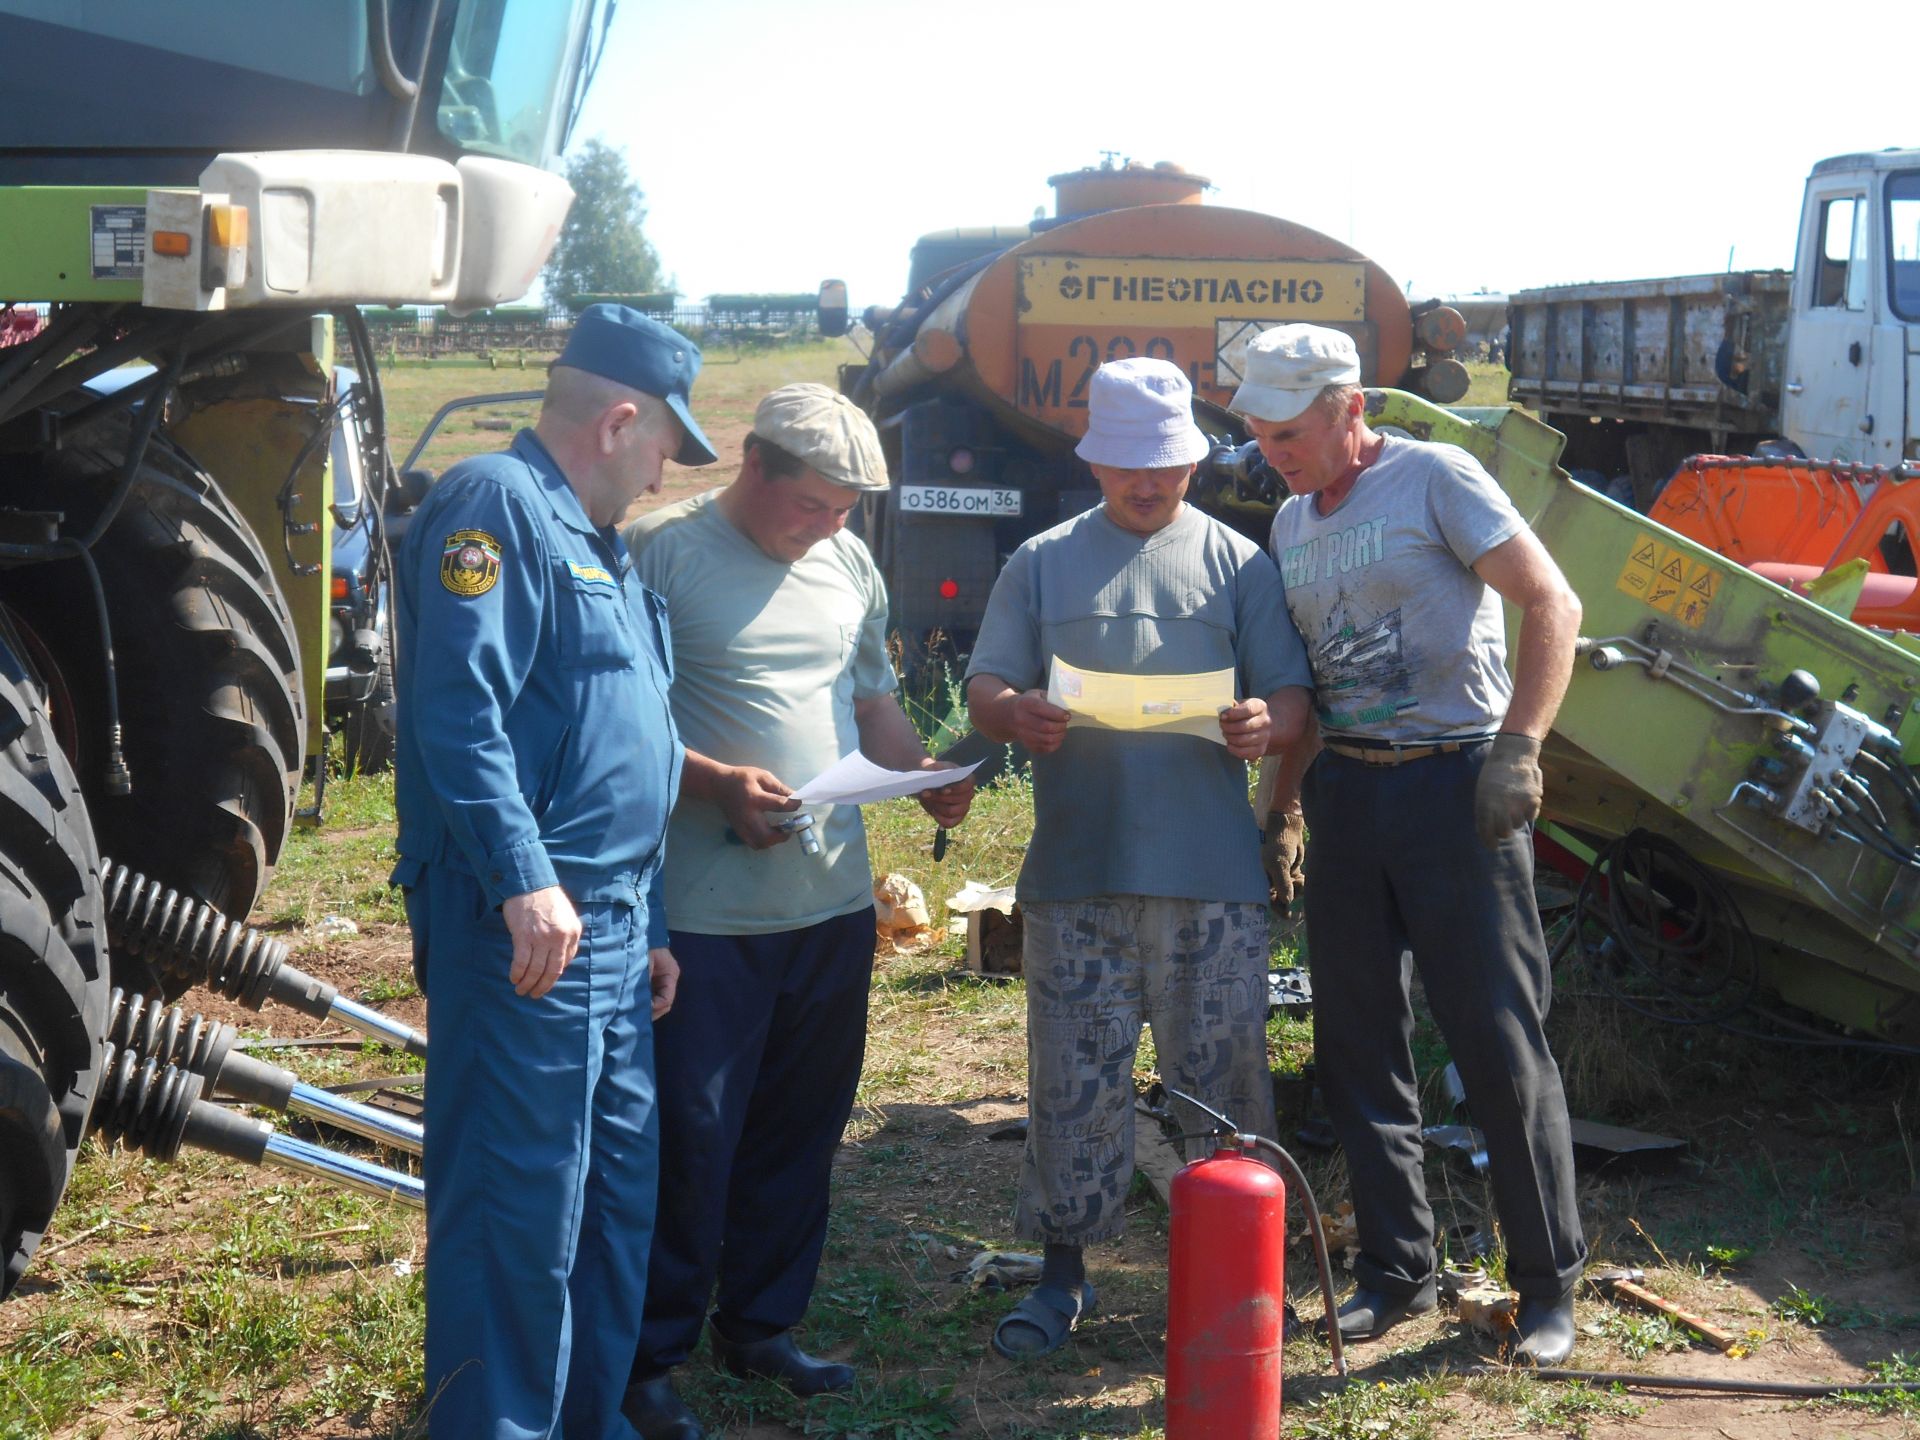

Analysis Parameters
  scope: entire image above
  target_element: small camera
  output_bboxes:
[771,812,822,857]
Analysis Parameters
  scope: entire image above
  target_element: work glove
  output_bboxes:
[1474,733,1543,849]
[1262,809,1307,914]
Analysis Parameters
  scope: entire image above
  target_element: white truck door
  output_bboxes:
[1881,169,1920,469]
[1782,185,1875,461]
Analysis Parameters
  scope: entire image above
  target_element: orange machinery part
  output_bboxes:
[1650,457,1876,570]
[1654,456,1920,630]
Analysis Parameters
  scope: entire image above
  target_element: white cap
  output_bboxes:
[1073,357,1212,469]
[753,383,889,491]
[1229,325,1363,423]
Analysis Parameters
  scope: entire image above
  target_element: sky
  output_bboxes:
[569,0,1916,311]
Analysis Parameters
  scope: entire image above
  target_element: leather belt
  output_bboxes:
[1322,736,1494,767]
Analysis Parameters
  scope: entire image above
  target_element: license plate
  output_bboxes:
[897,484,1022,518]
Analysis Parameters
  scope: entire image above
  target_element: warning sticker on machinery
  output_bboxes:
[90,205,145,280]
[1617,539,1719,628]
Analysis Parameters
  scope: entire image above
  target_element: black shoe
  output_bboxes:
[621,1373,706,1440]
[1512,1292,1576,1366]
[1318,1277,1439,1342]
[710,1326,855,1397]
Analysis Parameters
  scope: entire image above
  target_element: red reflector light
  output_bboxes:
[330,575,349,601]
[938,578,959,600]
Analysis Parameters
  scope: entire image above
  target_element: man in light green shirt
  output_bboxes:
[619,385,972,1440]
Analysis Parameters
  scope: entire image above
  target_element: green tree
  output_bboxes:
[541,139,664,305]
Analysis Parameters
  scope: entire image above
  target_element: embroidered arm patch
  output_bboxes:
[441,530,502,596]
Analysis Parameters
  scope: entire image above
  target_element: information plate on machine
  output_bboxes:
[898,485,1023,517]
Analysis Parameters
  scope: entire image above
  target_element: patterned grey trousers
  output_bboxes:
[1015,895,1278,1244]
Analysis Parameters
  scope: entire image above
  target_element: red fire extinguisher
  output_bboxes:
[1167,1143,1287,1438]
[1161,1088,1346,1439]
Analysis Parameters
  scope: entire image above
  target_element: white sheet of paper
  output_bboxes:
[1046,656,1236,745]
[789,751,984,807]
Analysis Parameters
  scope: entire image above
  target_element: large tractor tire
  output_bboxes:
[0,625,108,1297]
[0,425,304,993]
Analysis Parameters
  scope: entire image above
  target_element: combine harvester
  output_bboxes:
[1376,391,1920,1044]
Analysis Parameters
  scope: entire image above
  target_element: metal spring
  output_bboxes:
[90,1040,199,1162]
[104,987,226,1075]
[101,859,289,1011]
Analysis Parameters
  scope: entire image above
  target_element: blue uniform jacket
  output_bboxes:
[390,430,682,948]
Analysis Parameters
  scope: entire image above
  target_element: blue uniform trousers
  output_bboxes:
[408,864,660,1440]
[630,907,875,1377]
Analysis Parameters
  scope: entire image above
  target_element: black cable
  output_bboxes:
[1469,1364,1920,1398]
[1570,831,1758,1027]
[1564,829,1920,1057]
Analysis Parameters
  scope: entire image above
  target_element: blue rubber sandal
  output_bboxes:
[991,1281,1096,1359]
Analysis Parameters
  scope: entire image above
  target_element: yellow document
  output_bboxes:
[1046,657,1236,744]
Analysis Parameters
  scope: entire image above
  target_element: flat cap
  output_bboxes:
[752,383,888,491]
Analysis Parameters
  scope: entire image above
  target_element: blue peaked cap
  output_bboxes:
[557,305,719,466]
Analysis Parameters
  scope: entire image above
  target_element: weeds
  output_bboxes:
[1291,1376,1445,1440]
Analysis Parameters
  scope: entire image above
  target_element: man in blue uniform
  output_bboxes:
[391,304,717,1438]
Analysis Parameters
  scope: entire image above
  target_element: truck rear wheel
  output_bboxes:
[0,625,108,1297]
[0,427,304,980]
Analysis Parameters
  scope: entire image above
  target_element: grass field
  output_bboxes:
[8,358,1920,1439]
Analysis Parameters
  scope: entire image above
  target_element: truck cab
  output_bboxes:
[1781,150,1920,467]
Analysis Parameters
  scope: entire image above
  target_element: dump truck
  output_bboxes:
[0,0,609,1295]
[823,160,1474,663]
[1507,149,1920,507]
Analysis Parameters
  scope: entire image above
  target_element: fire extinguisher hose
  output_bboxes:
[1240,1132,1349,1379]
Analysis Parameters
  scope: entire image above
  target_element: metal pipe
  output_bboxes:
[328,991,430,1060]
[263,1131,424,1209]
[1472,1364,1920,1398]
[287,1083,423,1156]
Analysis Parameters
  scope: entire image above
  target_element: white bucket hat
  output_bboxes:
[1074,357,1212,469]
[1229,324,1362,423]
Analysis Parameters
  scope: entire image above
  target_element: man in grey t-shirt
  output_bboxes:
[620,386,973,1440]
[966,357,1312,1360]
[1237,324,1586,1366]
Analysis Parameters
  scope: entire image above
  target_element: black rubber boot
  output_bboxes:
[709,1325,855,1397]
[1319,1276,1439,1341]
[621,1373,707,1440]
[1512,1291,1577,1366]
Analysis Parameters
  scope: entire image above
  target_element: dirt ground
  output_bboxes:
[12,906,1919,1438]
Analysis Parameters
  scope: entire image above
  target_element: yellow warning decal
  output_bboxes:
[1616,538,1719,628]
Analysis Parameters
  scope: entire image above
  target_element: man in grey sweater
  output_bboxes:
[965,356,1312,1359]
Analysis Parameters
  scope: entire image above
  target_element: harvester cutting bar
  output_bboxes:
[91,1042,423,1208]
[102,860,429,1060]
[107,989,423,1156]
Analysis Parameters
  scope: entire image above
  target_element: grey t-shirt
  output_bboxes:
[1267,435,1522,741]
[626,491,897,935]
[966,503,1312,905]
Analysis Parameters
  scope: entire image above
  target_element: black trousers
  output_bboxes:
[1301,747,1586,1300]
[630,906,876,1379]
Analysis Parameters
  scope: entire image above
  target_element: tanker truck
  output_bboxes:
[0,0,608,1295]
[823,160,1473,665]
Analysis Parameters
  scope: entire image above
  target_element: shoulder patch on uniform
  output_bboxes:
[441,530,502,597]
[566,560,617,587]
